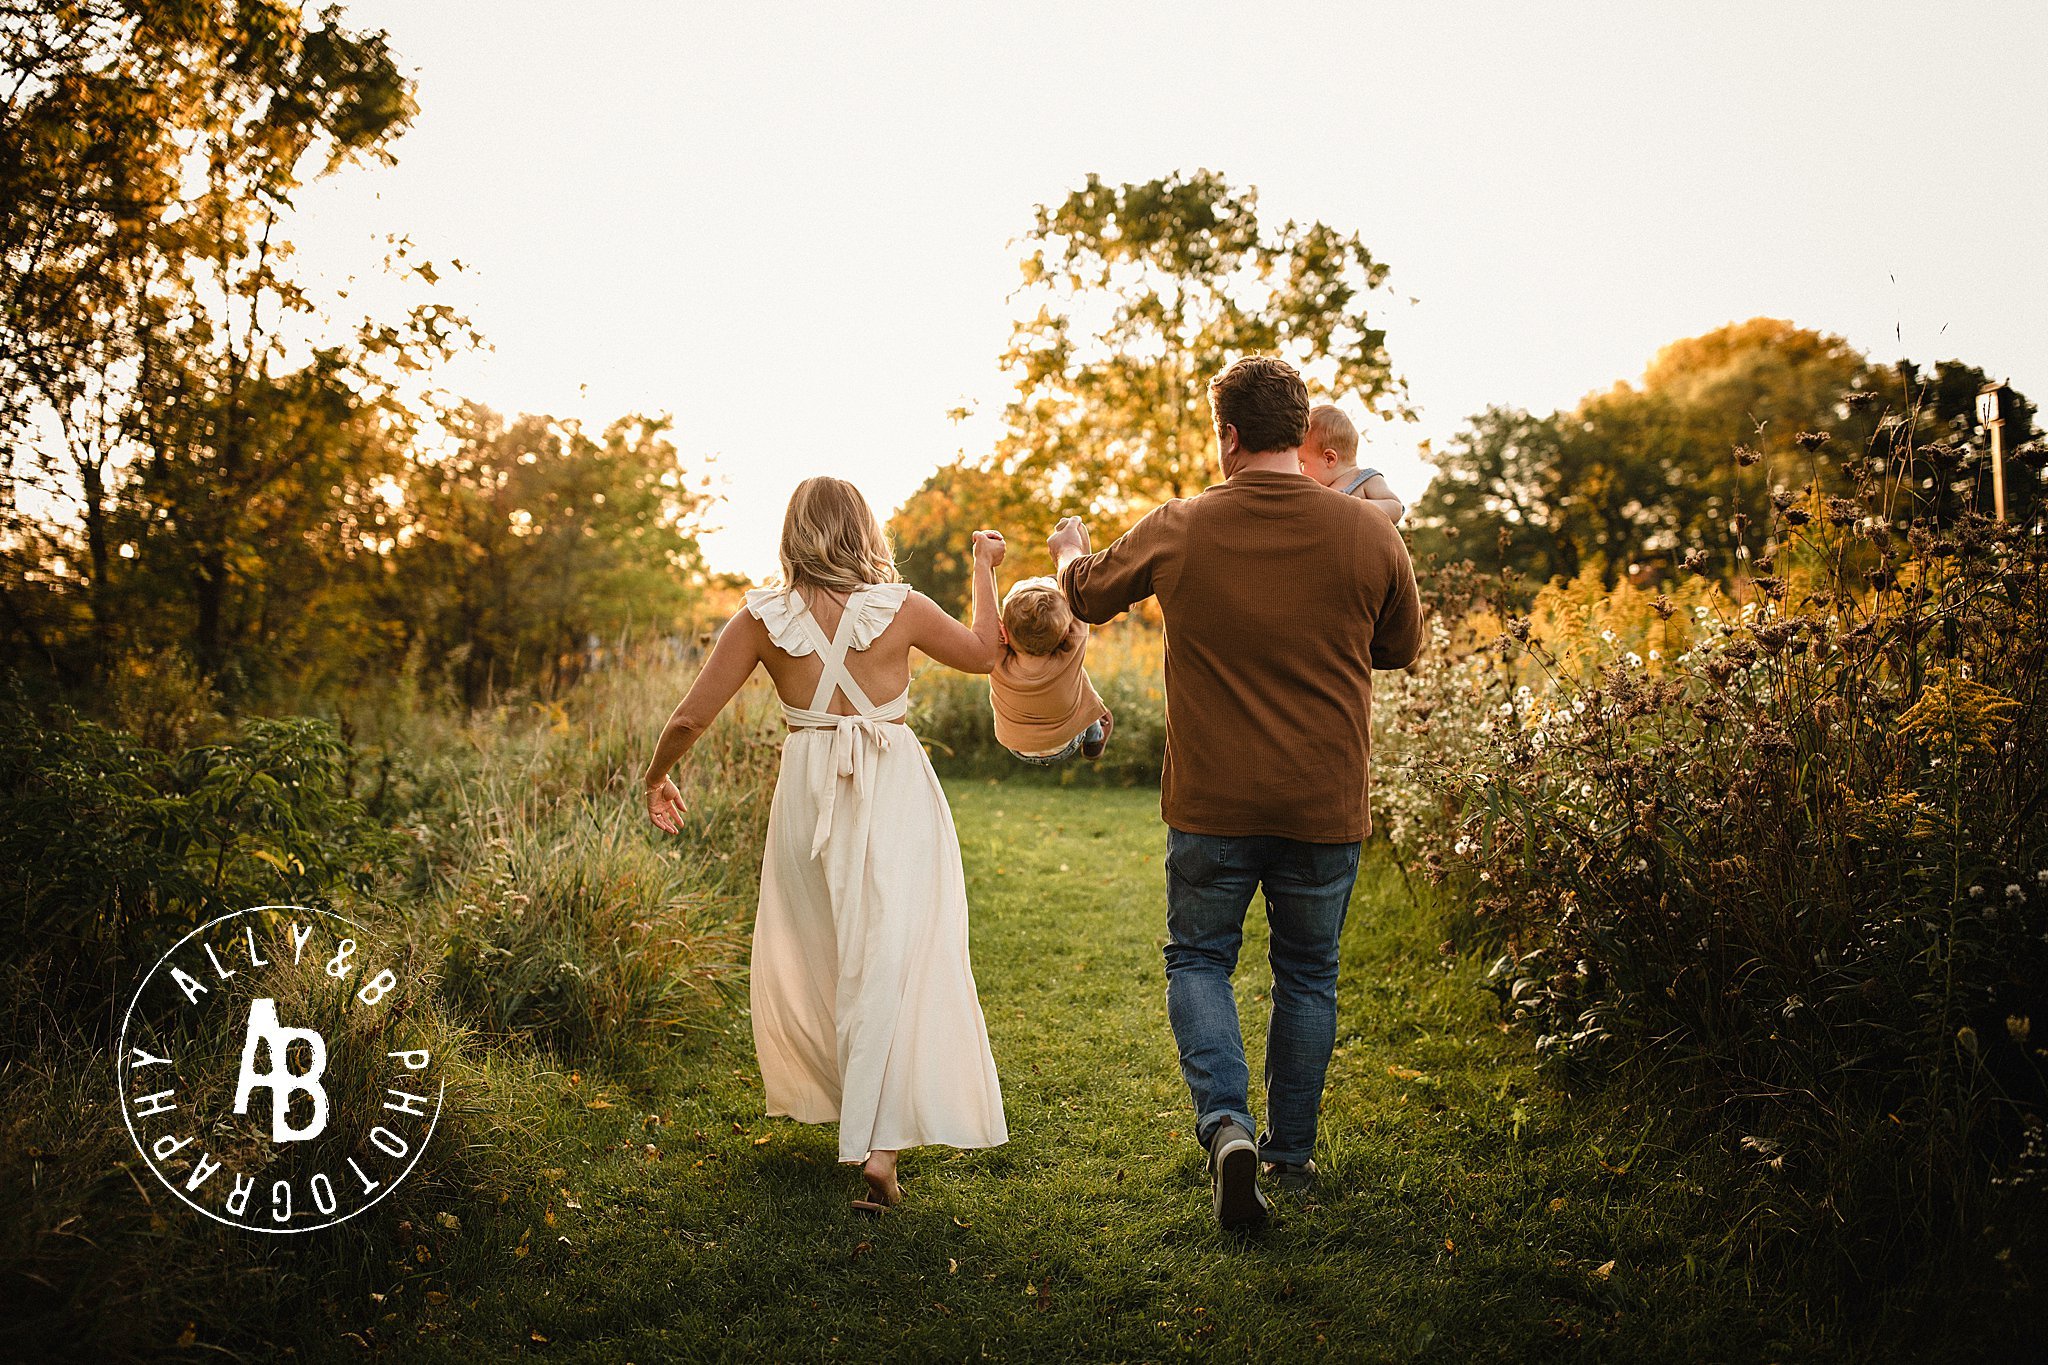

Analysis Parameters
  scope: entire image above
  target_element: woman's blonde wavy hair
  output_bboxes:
[777,477,901,595]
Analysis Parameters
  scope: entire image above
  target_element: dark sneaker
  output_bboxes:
[1082,711,1112,760]
[1207,1120,1269,1234]
[1262,1158,1318,1193]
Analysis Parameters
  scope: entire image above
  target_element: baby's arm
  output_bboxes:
[1356,472,1406,525]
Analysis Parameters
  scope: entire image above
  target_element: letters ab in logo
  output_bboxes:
[118,906,445,1234]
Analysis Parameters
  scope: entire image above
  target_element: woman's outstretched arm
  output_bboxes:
[906,530,1006,675]
[642,609,765,832]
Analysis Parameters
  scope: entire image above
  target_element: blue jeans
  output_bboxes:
[1007,718,1105,767]
[1163,828,1361,1166]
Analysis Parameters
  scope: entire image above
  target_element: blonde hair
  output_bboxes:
[778,477,901,594]
[1306,404,1359,461]
[1001,577,1072,656]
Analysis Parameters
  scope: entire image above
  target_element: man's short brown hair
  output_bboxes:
[1209,355,1310,455]
[1000,577,1073,656]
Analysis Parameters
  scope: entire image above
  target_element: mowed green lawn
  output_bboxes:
[357,781,1886,1363]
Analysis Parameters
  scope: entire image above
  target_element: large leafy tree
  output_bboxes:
[1410,321,2040,591]
[395,407,718,703]
[1411,319,1875,586]
[893,169,1408,608]
[0,1,462,688]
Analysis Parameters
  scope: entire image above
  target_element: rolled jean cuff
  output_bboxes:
[1255,1130,1311,1166]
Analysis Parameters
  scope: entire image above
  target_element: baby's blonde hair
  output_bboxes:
[1306,404,1359,460]
[778,477,901,594]
[1000,577,1072,656]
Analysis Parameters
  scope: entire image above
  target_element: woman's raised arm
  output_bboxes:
[905,530,1005,675]
[642,608,765,831]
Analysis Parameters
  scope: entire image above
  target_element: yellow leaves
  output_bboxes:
[1592,1259,1616,1281]
[1386,1064,1428,1082]
[1898,666,2020,757]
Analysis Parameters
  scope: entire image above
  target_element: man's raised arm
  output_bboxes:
[1052,510,1164,625]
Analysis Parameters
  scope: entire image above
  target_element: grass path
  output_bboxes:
[383,780,1858,1363]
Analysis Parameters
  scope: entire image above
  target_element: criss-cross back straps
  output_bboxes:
[789,592,882,716]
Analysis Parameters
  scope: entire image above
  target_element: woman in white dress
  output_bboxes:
[641,477,1010,1210]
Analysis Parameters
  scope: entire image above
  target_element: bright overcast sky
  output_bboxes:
[293,1,2048,581]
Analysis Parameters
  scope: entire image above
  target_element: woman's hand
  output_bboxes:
[972,529,1006,567]
[645,776,687,833]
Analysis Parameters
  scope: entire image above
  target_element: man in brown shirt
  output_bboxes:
[1049,355,1422,1233]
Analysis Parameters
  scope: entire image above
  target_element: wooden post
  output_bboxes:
[1978,382,2009,522]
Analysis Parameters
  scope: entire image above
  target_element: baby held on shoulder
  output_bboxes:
[987,570,1113,768]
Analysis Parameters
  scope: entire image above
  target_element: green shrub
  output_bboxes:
[0,693,398,1035]
[1385,443,2048,1270]
[402,657,779,1066]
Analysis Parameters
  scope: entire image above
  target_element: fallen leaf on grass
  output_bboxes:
[586,1100,613,1111]
[952,1216,970,1228]
[948,1259,958,1274]
[1591,1260,1616,1280]
[436,1212,460,1230]
[1387,1064,1428,1081]
[753,1135,772,1146]
[530,1329,549,1343]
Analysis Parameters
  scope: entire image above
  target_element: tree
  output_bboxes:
[1411,319,1877,587]
[892,169,1409,611]
[1867,359,2041,527]
[0,1,460,689]
[890,458,1043,612]
[395,407,718,703]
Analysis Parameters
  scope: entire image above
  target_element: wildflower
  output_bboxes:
[1969,885,1985,899]
[1600,629,1616,644]
[1625,652,1644,669]
[2010,1016,2033,1044]
[1795,431,1831,452]
[1957,1026,1980,1055]
[2036,869,2046,885]
[2008,884,2025,904]
[1694,605,1709,619]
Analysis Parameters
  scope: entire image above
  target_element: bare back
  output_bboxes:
[755,587,917,717]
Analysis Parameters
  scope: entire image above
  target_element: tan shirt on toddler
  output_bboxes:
[989,619,1106,755]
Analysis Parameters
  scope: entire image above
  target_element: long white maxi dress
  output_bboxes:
[744,583,1007,1163]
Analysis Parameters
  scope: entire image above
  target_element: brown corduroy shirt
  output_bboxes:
[1060,468,1423,843]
